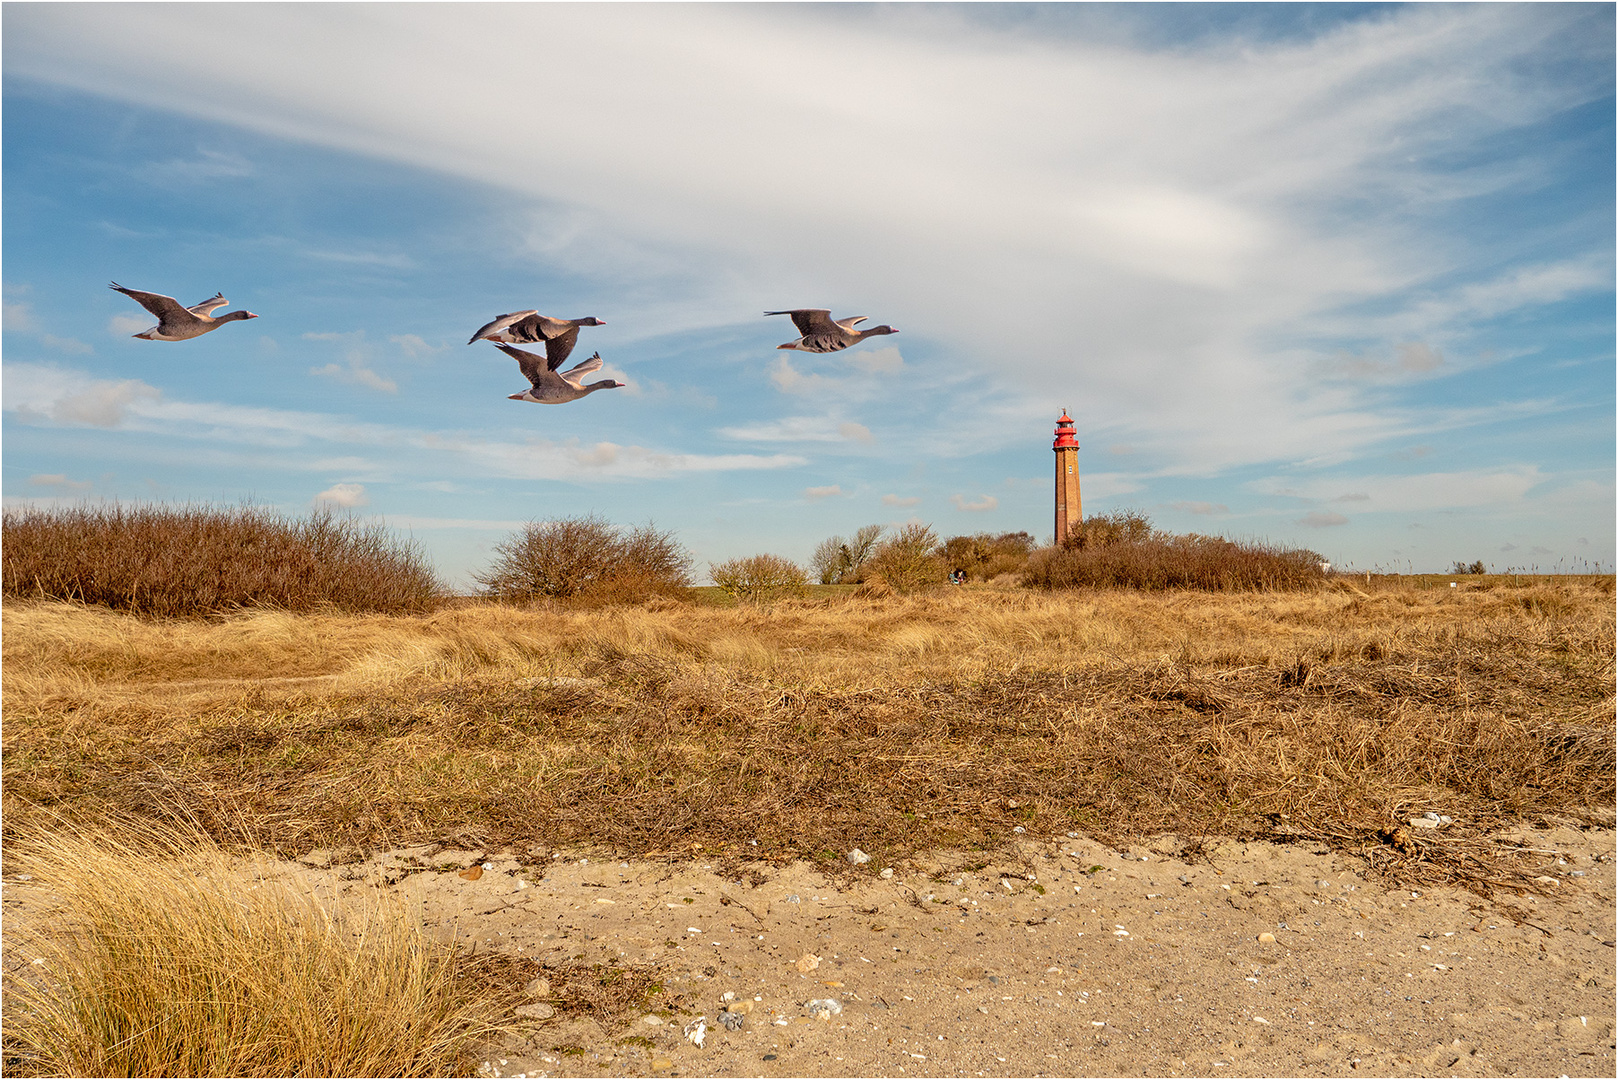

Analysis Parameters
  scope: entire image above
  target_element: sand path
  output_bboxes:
[296,826,1617,1078]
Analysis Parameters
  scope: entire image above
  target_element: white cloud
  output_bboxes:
[310,360,398,394]
[719,415,868,443]
[846,346,904,375]
[305,331,400,394]
[4,365,165,428]
[136,148,253,185]
[389,334,442,359]
[28,473,92,491]
[2,362,807,481]
[1,2,1608,526]
[1256,467,1544,513]
[803,485,843,500]
[881,494,921,507]
[1298,511,1350,528]
[313,482,369,508]
[4,299,38,331]
[40,333,94,355]
[951,493,999,512]
[108,313,153,337]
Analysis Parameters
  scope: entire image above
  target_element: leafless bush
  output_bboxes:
[941,531,1035,581]
[810,525,884,584]
[1026,527,1326,592]
[475,515,692,604]
[1,503,441,616]
[710,554,809,605]
[866,523,946,593]
[1063,508,1154,550]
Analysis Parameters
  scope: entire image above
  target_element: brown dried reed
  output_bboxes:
[1025,534,1326,590]
[1,503,440,617]
[5,579,1610,894]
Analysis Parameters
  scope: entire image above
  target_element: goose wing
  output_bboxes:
[468,309,539,345]
[765,308,838,338]
[495,342,566,390]
[833,315,869,332]
[559,351,603,385]
[188,293,228,316]
[544,324,582,370]
[110,282,197,325]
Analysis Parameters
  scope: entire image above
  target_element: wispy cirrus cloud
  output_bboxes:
[3,362,807,483]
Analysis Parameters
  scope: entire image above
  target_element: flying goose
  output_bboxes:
[495,343,624,404]
[468,310,605,370]
[109,282,258,340]
[765,308,898,353]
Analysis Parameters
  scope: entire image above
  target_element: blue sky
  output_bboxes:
[3,2,1612,587]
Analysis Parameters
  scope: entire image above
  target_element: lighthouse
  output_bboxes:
[1053,410,1081,546]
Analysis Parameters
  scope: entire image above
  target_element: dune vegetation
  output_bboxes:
[3,822,510,1077]
[4,576,1610,885]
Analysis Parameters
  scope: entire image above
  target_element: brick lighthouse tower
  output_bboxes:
[1053,410,1082,546]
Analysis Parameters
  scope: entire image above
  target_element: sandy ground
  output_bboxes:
[6,828,1613,1078]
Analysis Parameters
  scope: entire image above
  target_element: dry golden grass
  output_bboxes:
[1,820,507,1077]
[4,577,1612,894]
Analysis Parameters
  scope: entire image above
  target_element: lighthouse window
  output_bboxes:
[1067,465,1073,473]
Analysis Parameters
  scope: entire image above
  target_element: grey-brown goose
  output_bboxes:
[495,344,624,404]
[765,309,898,353]
[110,282,258,341]
[468,310,605,370]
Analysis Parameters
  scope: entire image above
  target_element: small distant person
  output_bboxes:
[949,569,966,585]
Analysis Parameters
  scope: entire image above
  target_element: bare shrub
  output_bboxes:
[1,503,441,616]
[941,531,1035,582]
[1063,508,1154,550]
[3,822,503,1077]
[1026,519,1326,592]
[866,523,945,593]
[1452,560,1488,575]
[810,524,883,584]
[710,554,809,605]
[475,515,691,604]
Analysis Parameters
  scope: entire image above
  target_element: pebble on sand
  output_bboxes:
[1257,932,1276,943]
[848,849,872,865]
[797,953,822,973]
[807,998,843,1020]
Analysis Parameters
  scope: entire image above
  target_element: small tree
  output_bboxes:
[475,515,691,602]
[866,523,945,593]
[710,554,809,605]
[809,524,884,584]
[1450,560,1487,575]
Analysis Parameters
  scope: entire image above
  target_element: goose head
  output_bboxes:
[222,310,259,322]
[863,324,897,337]
[577,317,605,326]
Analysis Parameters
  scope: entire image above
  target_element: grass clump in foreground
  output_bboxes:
[1024,509,1326,591]
[1,503,440,616]
[2,821,505,1078]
